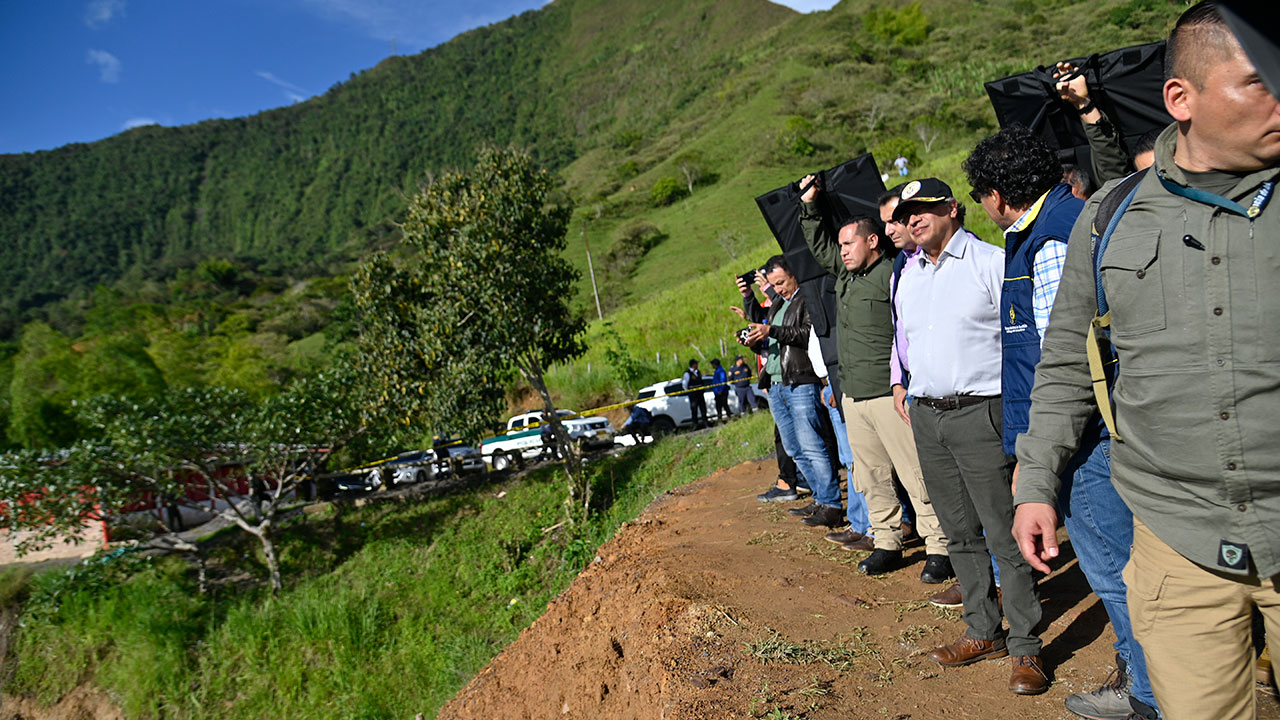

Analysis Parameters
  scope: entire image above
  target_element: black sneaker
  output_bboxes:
[920,554,955,584]
[857,548,904,575]
[757,486,800,503]
[801,505,846,528]
[787,501,819,517]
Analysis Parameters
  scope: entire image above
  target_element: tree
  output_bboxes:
[650,176,688,207]
[673,152,706,195]
[350,146,592,518]
[0,368,371,594]
[913,120,942,153]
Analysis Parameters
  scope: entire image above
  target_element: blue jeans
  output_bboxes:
[1060,437,1156,712]
[771,383,840,508]
[823,386,869,533]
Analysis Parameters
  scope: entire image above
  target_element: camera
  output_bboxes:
[736,327,753,346]
[738,269,760,287]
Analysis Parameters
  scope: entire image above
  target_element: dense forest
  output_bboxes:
[0,0,1179,450]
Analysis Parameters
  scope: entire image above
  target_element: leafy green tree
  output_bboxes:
[8,322,80,448]
[864,3,929,47]
[0,368,371,593]
[351,146,592,518]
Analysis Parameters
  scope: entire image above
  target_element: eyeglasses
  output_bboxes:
[968,189,987,203]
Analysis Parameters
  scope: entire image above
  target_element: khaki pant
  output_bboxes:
[841,395,947,554]
[1126,518,1280,720]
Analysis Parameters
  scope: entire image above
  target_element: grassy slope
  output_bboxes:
[10,414,776,719]
[546,0,1181,410]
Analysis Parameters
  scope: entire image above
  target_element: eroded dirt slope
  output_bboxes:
[441,459,1280,720]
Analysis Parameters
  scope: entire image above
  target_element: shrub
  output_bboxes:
[650,177,688,207]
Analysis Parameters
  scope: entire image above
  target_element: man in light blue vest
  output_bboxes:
[966,126,1157,720]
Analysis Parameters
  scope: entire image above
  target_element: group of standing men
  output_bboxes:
[732,3,1279,718]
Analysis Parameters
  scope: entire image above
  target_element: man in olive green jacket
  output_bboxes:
[798,175,950,584]
[1013,5,1280,718]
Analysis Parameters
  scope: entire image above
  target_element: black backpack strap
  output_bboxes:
[1086,167,1149,441]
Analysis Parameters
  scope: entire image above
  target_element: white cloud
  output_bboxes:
[84,0,126,28]
[86,49,121,83]
[255,71,311,103]
[122,117,158,130]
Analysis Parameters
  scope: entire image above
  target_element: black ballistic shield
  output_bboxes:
[984,41,1174,170]
[754,154,887,393]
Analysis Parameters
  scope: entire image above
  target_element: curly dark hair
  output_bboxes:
[962,125,1063,209]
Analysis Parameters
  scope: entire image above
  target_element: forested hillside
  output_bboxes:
[0,0,1179,449]
[0,0,792,338]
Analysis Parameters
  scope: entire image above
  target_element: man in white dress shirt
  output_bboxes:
[892,178,1047,696]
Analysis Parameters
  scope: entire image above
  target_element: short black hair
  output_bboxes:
[1133,128,1161,157]
[1166,1,1234,89]
[877,184,906,206]
[962,125,1064,209]
[840,216,882,242]
[763,254,793,278]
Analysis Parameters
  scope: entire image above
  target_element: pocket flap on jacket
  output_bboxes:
[1099,229,1160,272]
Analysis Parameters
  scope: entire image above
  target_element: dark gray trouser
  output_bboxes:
[909,397,1042,657]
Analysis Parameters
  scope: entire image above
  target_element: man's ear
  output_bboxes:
[1164,77,1193,123]
[947,199,961,219]
[867,233,883,252]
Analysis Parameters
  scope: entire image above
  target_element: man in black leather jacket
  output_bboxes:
[734,255,843,527]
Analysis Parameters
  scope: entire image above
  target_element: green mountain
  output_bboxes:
[0,0,793,338]
[0,0,1181,449]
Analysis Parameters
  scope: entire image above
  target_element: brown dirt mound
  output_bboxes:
[441,459,1280,720]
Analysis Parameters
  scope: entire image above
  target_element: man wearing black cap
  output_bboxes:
[893,178,1047,696]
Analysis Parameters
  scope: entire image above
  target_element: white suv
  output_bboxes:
[634,375,767,435]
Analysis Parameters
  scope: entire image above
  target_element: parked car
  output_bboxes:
[634,374,767,435]
[482,409,616,471]
[336,442,485,492]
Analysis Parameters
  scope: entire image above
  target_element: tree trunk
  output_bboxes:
[252,519,283,595]
[517,354,588,520]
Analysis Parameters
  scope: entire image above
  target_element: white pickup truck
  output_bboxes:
[481,409,616,471]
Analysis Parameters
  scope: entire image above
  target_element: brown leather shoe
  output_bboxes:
[1009,655,1050,695]
[927,582,963,608]
[840,535,876,551]
[824,528,863,545]
[927,635,1008,667]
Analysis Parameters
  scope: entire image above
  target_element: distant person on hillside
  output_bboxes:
[682,359,709,430]
[894,153,910,177]
[734,257,844,528]
[710,358,730,421]
[728,355,756,415]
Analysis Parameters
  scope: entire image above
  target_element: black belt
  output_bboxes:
[915,395,998,411]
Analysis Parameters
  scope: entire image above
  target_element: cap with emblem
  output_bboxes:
[891,178,955,222]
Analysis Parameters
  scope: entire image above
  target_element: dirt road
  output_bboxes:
[441,458,1280,720]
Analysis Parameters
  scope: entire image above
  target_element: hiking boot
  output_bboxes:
[928,635,1007,667]
[801,505,846,528]
[920,554,955,584]
[824,527,863,545]
[1064,660,1133,720]
[787,501,818,517]
[857,548,903,575]
[757,486,799,502]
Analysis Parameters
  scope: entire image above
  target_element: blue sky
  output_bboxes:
[0,0,838,155]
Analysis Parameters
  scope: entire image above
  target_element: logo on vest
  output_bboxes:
[1009,307,1015,323]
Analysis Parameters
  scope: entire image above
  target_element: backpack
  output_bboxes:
[1086,168,1149,442]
